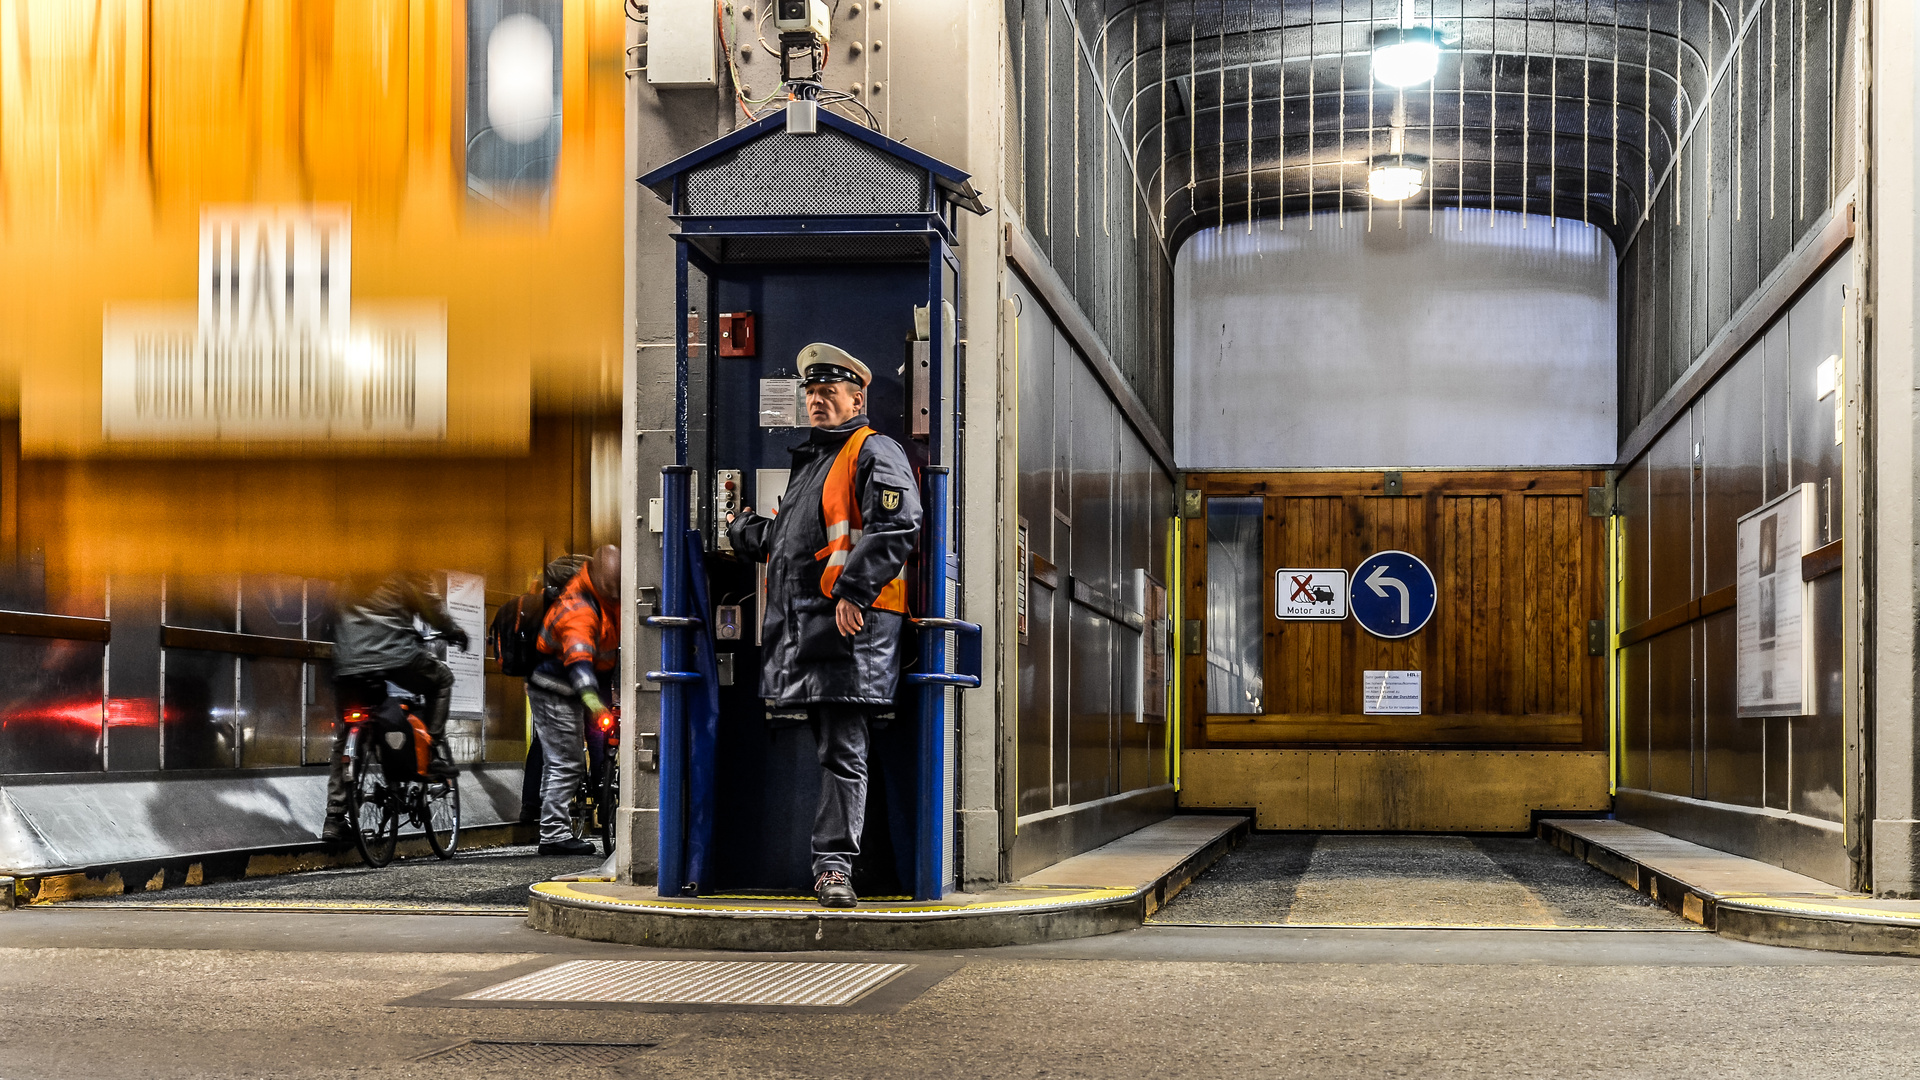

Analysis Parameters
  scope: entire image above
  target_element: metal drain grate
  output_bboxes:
[459,959,911,1007]
[417,1040,653,1066]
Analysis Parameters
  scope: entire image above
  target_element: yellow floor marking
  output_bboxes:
[1723,896,1920,924]
[532,880,1134,916]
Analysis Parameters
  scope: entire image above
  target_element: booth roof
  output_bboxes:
[637,107,988,217]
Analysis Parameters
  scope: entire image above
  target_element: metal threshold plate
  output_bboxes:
[418,1040,653,1066]
[458,959,912,1007]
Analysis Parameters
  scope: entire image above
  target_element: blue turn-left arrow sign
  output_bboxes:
[1349,550,1437,640]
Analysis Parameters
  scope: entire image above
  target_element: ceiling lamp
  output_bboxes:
[1368,154,1428,202]
[1371,27,1444,88]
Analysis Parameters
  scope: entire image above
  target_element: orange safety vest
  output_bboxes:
[815,426,910,614]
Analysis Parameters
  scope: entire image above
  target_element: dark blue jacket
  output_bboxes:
[728,415,922,706]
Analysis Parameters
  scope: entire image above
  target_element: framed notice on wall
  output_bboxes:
[1737,484,1816,718]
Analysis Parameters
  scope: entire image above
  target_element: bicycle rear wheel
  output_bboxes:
[598,759,619,857]
[423,778,461,859]
[349,734,399,868]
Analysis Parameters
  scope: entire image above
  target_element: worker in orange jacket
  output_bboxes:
[526,545,620,856]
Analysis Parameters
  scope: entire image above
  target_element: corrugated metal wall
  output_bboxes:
[1004,0,1175,439]
[1616,0,1857,438]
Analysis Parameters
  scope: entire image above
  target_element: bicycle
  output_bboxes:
[566,705,620,857]
[341,691,461,868]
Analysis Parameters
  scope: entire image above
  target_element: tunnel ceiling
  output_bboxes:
[1043,0,1757,252]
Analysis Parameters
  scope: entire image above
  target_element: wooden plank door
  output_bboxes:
[1182,471,1608,751]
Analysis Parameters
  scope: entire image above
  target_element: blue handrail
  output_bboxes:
[906,616,982,689]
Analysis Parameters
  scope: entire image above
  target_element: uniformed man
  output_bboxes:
[727,342,923,909]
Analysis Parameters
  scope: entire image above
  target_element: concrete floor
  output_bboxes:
[70,845,604,913]
[4,834,1918,1078]
[1157,833,1686,928]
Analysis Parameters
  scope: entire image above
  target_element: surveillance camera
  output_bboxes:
[775,0,830,40]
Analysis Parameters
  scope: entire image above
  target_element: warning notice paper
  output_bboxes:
[1363,670,1422,715]
[759,379,811,428]
[443,571,486,717]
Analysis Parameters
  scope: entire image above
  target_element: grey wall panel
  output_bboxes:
[1706,81,1735,337]
[1701,608,1763,807]
[1766,714,1791,811]
[238,658,304,768]
[0,764,523,875]
[1649,627,1694,797]
[1761,321,1791,501]
[1729,36,1762,318]
[1172,211,1617,469]
[1051,538,1071,807]
[1621,640,1651,792]
[1119,432,1153,598]
[1053,324,1073,526]
[1619,459,1652,627]
[1015,277,1058,566]
[1700,350,1763,596]
[1067,604,1112,805]
[0,639,106,775]
[1070,359,1117,600]
[1018,584,1055,817]
[1149,471,1172,582]
[1795,573,1847,823]
[1011,240,1176,823]
[1647,420,1696,614]
[1788,259,1850,545]
[106,576,162,772]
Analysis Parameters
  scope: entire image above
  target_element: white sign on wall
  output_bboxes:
[443,571,488,719]
[101,205,448,441]
[1363,670,1423,715]
[1737,485,1815,717]
[1277,568,1349,620]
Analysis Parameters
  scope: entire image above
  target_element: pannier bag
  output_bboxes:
[369,701,432,779]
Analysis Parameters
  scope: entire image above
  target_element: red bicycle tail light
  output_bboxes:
[597,713,615,732]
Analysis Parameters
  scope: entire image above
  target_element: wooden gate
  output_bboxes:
[1178,470,1613,831]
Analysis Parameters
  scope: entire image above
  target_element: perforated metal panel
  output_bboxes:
[683,128,929,217]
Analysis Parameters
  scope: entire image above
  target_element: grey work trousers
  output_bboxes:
[527,684,589,845]
[810,703,872,879]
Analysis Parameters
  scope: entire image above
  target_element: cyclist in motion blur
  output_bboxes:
[321,573,470,843]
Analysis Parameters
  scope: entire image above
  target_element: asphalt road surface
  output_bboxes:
[1,904,1916,1079]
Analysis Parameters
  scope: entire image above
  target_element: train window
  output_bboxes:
[465,0,564,210]
[1204,496,1264,715]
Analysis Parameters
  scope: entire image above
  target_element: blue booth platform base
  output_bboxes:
[528,815,1247,951]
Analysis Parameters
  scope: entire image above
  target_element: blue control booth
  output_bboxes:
[638,105,987,901]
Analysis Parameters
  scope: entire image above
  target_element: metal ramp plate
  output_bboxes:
[456,959,911,1007]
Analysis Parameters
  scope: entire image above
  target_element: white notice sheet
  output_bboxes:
[1362,670,1422,715]
[443,571,486,717]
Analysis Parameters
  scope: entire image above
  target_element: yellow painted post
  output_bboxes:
[1169,514,1182,791]
[1608,512,1621,797]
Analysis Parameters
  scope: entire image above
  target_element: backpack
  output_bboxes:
[488,554,588,677]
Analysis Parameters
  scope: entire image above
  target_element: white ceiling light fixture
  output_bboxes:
[1368,154,1428,202]
[1371,27,1444,88]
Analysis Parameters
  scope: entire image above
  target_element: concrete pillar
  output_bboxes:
[1869,0,1920,896]
[617,15,726,885]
